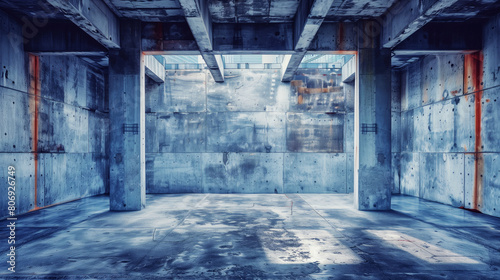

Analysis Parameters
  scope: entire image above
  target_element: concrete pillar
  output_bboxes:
[109,20,146,211]
[354,21,392,210]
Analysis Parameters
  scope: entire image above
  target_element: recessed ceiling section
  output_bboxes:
[105,0,185,21]
[326,0,398,20]
[209,0,300,23]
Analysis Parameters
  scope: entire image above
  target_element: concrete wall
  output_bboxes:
[0,10,109,218]
[397,14,500,218]
[146,67,354,193]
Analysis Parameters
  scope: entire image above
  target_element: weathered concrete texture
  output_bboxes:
[401,54,465,112]
[157,112,206,153]
[146,153,202,193]
[147,70,206,113]
[3,194,500,279]
[109,20,146,211]
[411,97,474,153]
[419,153,465,207]
[482,13,500,90]
[398,41,500,217]
[481,78,500,153]
[346,153,354,193]
[203,153,283,193]
[0,9,28,93]
[288,69,345,112]
[391,153,400,194]
[145,68,352,194]
[207,70,287,112]
[355,29,392,210]
[207,112,286,153]
[40,153,108,206]
[0,87,32,152]
[0,10,108,219]
[400,153,420,197]
[0,153,35,216]
[344,112,354,153]
[287,113,343,153]
[284,153,346,193]
[38,99,89,153]
[477,153,500,217]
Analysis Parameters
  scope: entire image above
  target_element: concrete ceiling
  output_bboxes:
[1,0,500,73]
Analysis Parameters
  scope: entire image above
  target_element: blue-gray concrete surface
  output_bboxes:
[396,13,500,218]
[0,10,109,219]
[1,193,500,279]
[146,68,352,194]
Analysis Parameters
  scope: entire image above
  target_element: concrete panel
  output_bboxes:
[405,61,422,111]
[400,152,419,196]
[346,153,354,193]
[287,113,343,153]
[401,110,414,152]
[63,56,87,108]
[283,153,346,193]
[0,10,28,93]
[0,153,35,218]
[288,69,345,113]
[0,87,32,152]
[437,54,464,102]
[392,153,401,194]
[480,153,500,217]
[412,106,428,153]
[429,100,456,152]
[88,113,108,154]
[149,70,206,113]
[420,55,438,106]
[419,153,464,207]
[344,82,355,113]
[146,113,158,153]
[391,111,401,153]
[391,70,402,112]
[157,113,206,153]
[83,153,108,197]
[454,95,475,153]
[482,14,500,90]
[464,154,475,209]
[85,65,107,112]
[481,87,500,152]
[146,153,202,193]
[344,112,354,153]
[207,70,287,112]
[38,100,89,153]
[207,112,286,153]
[41,153,106,206]
[39,56,63,102]
[202,153,283,193]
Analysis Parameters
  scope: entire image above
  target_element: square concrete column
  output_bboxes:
[354,21,392,210]
[109,20,146,211]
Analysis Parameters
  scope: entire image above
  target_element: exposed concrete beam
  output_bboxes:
[142,22,356,54]
[142,22,199,53]
[45,0,120,49]
[394,22,482,52]
[382,0,460,49]
[145,55,165,83]
[213,23,294,52]
[25,21,107,54]
[178,0,224,82]
[282,0,335,82]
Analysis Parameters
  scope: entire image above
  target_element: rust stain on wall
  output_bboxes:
[464,52,484,211]
[29,54,40,210]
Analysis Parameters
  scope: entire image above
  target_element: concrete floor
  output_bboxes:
[1,194,500,279]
